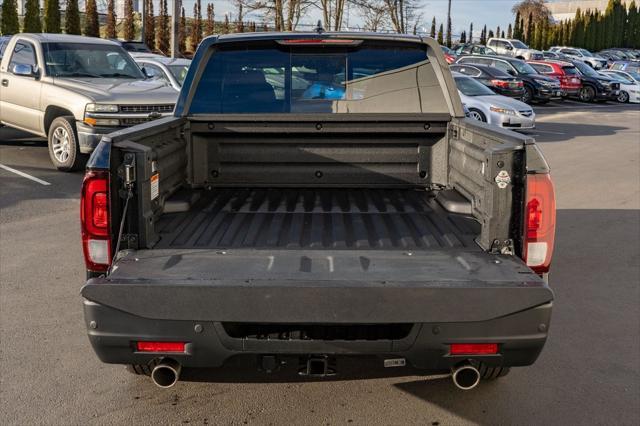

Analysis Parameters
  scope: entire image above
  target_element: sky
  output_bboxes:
[169,0,523,35]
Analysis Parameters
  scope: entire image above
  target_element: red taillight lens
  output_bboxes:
[523,173,556,274]
[450,343,499,355]
[81,170,111,272]
[136,341,186,353]
[277,39,361,45]
[491,79,510,88]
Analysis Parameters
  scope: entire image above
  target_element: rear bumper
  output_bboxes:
[76,122,125,154]
[83,299,552,370]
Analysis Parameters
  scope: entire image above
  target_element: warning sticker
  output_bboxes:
[150,173,160,200]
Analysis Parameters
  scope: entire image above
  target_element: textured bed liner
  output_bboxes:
[153,188,481,251]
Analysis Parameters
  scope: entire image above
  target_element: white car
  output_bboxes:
[454,73,535,130]
[600,70,640,103]
[549,47,608,69]
[486,38,543,60]
[134,57,192,91]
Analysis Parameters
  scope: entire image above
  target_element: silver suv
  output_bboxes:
[549,46,607,69]
[0,34,178,171]
[486,38,543,60]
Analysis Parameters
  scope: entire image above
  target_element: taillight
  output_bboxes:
[523,173,556,274]
[81,170,111,272]
[491,79,510,88]
[136,341,186,353]
[450,343,499,355]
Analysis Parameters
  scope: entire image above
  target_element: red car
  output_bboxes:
[527,60,582,97]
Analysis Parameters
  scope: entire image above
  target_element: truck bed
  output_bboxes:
[153,188,481,251]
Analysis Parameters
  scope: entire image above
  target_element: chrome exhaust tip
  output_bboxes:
[151,358,182,388]
[451,362,481,390]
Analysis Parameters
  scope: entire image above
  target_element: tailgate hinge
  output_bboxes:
[489,238,515,255]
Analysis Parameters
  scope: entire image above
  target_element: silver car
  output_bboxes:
[134,56,191,91]
[454,73,535,130]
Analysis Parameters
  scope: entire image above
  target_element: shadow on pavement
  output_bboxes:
[522,121,628,143]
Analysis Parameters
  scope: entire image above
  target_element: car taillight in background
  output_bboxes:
[523,173,556,274]
[81,170,111,272]
[444,53,456,64]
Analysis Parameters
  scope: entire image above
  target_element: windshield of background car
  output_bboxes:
[579,49,594,57]
[168,65,189,85]
[454,76,495,96]
[512,60,538,74]
[562,66,580,75]
[511,40,528,49]
[42,42,144,78]
[573,60,600,77]
[189,40,450,114]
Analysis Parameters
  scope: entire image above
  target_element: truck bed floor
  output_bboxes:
[154,188,481,251]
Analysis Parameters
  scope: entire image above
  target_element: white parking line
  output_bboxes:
[0,164,51,186]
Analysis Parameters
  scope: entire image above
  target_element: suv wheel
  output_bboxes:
[617,91,629,103]
[579,86,596,102]
[47,116,86,171]
[522,85,534,104]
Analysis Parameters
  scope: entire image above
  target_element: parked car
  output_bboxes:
[80,32,555,390]
[486,38,543,60]
[597,50,626,67]
[452,43,497,56]
[454,55,562,103]
[108,39,163,58]
[527,60,582,98]
[570,59,620,102]
[134,57,191,91]
[549,47,607,69]
[610,61,640,74]
[600,70,640,103]
[450,63,524,98]
[541,50,570,61]
[0,35,9,59]
[454,73,535,129]
[441,46,457,64]
[0,34,178,171]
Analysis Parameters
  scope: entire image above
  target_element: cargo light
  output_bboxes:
[136,342,186,353]
[523,173,556,274]
[450,343,499,355]
[81,170,111,272]
[277,39,362,46]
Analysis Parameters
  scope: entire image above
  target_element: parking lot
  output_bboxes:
[1,100,639,425]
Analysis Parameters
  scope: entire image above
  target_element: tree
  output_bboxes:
[430,16,436,38]
[488,30,494,39]
[191,0,203,50]
[178,6,186,53]
[507,23,513,38]
[459,30,466,43]
[84,0,99,37]
[496,26,501,39]
[242,0,313,32]
[222,13,230,34]
[44,0,61,33]
[480,24,487,44]
[65,0,81,34]
[205,3,215,36]
[123,0,135,40]
[525,12,534,44]
[22,0,42,33]
[144,0,156,50]
[437,23,443,44]
[445,16,452,47]
[512,0,551,30]
[235,0,244,32]
[469,22,473,43]
[157,0,170,54]
[106,0,117,38]
[532,18,542,49]
[359,0,388,31]
[1,0,19,35]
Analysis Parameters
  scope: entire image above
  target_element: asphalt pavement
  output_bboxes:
[1,101,639,425]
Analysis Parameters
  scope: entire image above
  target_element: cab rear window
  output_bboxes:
[189,40,448,115]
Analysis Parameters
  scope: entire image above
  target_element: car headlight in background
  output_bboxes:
[85,103,119,113]
[83,117,120,126]
[490,106,517,115]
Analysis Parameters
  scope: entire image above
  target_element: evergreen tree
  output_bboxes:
[507,23,512,39]
[22,0,42,33]
[1,0,19,35]
[430,17,436,39]
[628,1,639,47]
[44,0,61,33]
[480,24,487,44]
[222,14,230,34]
[446,16,452,47]
[205,3,215,36]
[496,26,500,39]
[488,30,494,39]
[460,30,466,43]
[157,0,170,54]
[469,22,473,43]
[144,0,156,50]
[533,20,542,49]
[513,11,521,39]
[501,30,505,38]
[84,0,99,37]
[123,0,135,40]
[65,0,81,34]
[525,12,534,44]
[437,23,444,45]
[178,6,186,53]
[191,0,202,51]
[106,0,117,38]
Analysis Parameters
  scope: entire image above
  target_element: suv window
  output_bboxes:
[487,39,497,47]
[491,59,515,73]
[9,41,38,70]
[530,63,554,74]
[0,37,9,59]
[561,49,579,56]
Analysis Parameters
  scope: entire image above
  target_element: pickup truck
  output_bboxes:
[487,38,543,61]
[0,33,178,171]
[80,33,556,390]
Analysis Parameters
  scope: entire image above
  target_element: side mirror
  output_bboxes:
[11,64,35,77]
[507,69,516,76]
[141,66,153,78]
[505,45,514,51]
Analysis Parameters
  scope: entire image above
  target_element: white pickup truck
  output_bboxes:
[487,38,543,61]
[0,33,177,171]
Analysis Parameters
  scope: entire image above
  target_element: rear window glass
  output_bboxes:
[189,41,448,114]
[562,66,579,75]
